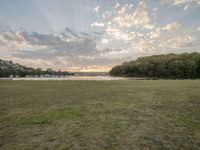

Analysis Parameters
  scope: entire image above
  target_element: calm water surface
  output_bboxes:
[0,76,132,81]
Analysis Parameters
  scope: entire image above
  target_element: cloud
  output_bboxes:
[63,27,80,38]
[101,2,152,29]
[102,11,112,19]
[172,0,200,5]
[99,48,125,55]
[115,3,120,9]
[96,1,199,56]
[94,6,100,12]
[90,22,105,27]
[102,1,156,32]
[173,0,189,5]
[153,7,158,11]
[197,26,200,31]
[162,0,200,9]
[0,28,94,56]
[104,24,134,43]
[101,38,109,44]
[112,2,151,28]
[13,32,97,58]
[162,22,180,31]
[183,4,190,10]
[144,24,155,30]
[68,65,111,72]
[0,29,31,51]
[147,29,161,39]
[167,35,195,48]
[98,1,156,47]
[0,27,127,70]
[162,0,200,5]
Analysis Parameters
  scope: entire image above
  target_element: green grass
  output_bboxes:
[0,80,200,150]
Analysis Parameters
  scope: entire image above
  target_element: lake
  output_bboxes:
[0,76,133,81]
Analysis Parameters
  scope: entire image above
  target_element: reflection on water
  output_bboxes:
[2,76,130,81]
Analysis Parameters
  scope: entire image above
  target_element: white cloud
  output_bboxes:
[112,1,151,28]
[162,22,180,31]
[0,29,31,51]
[197,26,200,31]
[153,7,158,11]
[102,10,112,19]
[99,48,124,55]
[97,1,199,56]
[104,23,136,43]
[144,24,155,30]
[101,38,109,44]
[173,0,189,5]
[101,2,153,29]
[163,0,200,5]
[162,0,200,9]
[183,4,190,10]
[147,29,161,39]
[115,3,120,9]
[167,35,195,48]
[90,22,105,27]
[94,6,100,12]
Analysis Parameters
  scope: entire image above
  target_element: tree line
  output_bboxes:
[109,52,200,79]
[0,60,73,77]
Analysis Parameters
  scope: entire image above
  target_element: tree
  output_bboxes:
[46,68,53,75]
[110,52,200,79]
[183,60,197,78]
[36,68,42,77]
[109,65,122,76]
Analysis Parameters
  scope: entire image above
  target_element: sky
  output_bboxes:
[0,0,200,72]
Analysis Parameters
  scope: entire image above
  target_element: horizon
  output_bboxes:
[0,0,200,72]
[1,51,200,73]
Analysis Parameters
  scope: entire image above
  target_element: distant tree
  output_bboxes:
[110,52,200,79]
[109,65,122,76]
[169,60,184,78]
[58,69,62,76]
[183,60,197,78]
[0,60,73,78]
[36,68,42,77]
[46,68,53,75]
[192,53,200,76]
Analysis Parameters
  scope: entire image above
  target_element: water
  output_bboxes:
[0,76,130,81]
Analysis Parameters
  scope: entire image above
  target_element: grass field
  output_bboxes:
[0,80,200,150]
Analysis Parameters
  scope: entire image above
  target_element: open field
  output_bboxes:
[0,80,200,150]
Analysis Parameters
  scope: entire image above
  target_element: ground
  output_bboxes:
[0,80,200,150]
